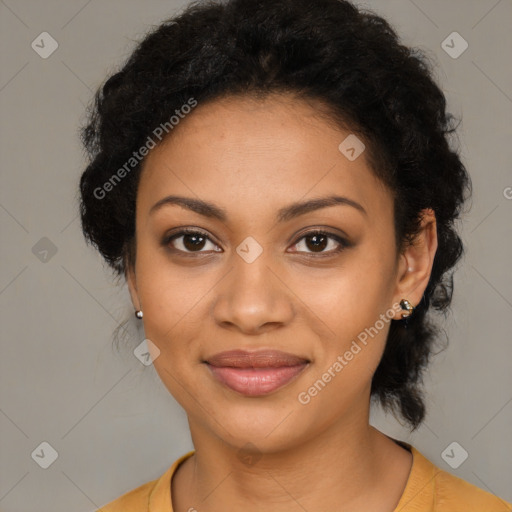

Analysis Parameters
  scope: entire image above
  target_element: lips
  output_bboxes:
[205,349,309,368]
[204,350,310,396]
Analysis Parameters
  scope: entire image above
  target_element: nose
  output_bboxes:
[211,251,295,335]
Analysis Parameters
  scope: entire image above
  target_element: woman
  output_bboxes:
[79,0,512,510]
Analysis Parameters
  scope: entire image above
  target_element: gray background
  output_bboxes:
[0,0,511,510]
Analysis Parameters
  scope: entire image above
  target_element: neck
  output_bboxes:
[172,405,412,512]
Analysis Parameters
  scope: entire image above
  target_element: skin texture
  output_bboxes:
[126,93,438,512]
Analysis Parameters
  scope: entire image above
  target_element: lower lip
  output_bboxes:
[206,363,308,396]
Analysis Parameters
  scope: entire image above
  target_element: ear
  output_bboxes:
[391,208,438,319]
[125,262,142,312]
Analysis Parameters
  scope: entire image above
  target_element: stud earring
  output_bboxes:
[399,299,414,318]
[135,310,143,319]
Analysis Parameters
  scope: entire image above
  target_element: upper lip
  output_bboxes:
[204,349,310,368]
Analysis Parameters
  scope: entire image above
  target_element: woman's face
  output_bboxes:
[127,94,422,453]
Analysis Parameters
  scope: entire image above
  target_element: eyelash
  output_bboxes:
[162,227,350,257]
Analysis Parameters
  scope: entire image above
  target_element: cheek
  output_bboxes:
[297,307,391,415]
[295,259,391,334]
[135,244,216,334]
[146,314,207,411]
[296,256,394,377]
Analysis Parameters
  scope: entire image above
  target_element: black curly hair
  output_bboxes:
[78,0,472,431]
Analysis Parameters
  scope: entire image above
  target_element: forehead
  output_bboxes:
[137,94,392,221]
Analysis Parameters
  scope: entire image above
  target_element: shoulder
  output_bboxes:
[397,444,512,512]
[96,450,195,512]
[433,467,511,511]
[96,477,158,511]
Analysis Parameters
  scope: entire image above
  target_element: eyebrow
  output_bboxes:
[149,194,367,222]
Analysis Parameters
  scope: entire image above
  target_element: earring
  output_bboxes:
[399,299,414,318]
[135,310,143,319]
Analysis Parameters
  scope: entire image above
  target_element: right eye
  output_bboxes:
[163,228,222,254]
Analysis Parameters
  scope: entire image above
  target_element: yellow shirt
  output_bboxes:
[97,442,512,511]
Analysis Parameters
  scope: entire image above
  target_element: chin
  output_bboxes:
[205,401,309,452]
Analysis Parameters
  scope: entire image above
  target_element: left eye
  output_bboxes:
[290,231,347,255]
